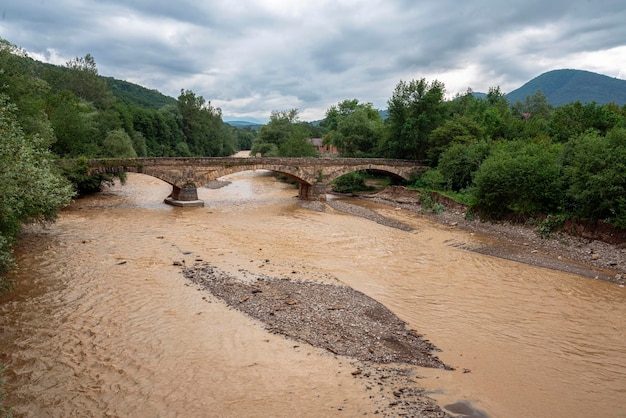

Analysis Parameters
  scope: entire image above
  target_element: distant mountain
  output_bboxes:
[506,69,626,106]
[225,120,263,129]
[106,77,177,109]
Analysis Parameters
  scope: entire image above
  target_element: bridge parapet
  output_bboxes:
[86,157,427,206]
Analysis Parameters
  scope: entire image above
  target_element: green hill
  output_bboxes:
[106,77,177,109]
[506,69,626,106]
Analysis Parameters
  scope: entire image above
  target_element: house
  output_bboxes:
[307,138,338,156]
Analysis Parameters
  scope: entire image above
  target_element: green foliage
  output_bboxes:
[437,140,492,191]
[0,94,74,284]
[177,89,236,157]
[381,78,446,161]
[537,214,568,239]
[0,39,55,145]
[64,54,113,108]
[562,128,626,225]
[427,115,485,164]
[473,140,564,218]
[101,129,137,158]
[414,168,446,190]
[279,137,318,157]
[47,91,99,157]
[322,99,383,157]
[2,38,238,160]
[418,193,446,214]
[549,101,625,142]
[331,172,374,194]
[251,109,318,157]
[57,157,117,196]
[230,126,256,150]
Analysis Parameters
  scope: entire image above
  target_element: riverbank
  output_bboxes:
[357,186,626,286]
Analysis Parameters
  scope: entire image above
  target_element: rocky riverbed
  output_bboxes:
[182,263,457,417]
[357,187,626,286]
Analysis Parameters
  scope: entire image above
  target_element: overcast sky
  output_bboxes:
[2,0,625,122]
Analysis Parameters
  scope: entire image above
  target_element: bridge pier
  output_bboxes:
[299,182,327,201]
[164,184,204,207]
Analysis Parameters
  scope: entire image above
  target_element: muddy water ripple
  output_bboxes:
[1,171,625,418]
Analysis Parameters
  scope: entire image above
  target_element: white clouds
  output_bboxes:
[1,0,625,121]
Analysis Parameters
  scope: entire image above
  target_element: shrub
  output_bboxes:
[414,168,446,190]
[562,128,626,226]
[437,140,491,191]
[472,140,564,218]
[332,172,373,194]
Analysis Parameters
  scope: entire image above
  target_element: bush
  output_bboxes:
[419,193,446,214]
[437,140,491,191]
[473,140,564,218]
[332,172,374,194]
[414,168,445,190]
[562,129,626,225]
[537,214,568,239]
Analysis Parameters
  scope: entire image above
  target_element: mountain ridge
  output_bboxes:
[505,69,626,106]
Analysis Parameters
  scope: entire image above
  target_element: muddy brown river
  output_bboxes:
[1,170,625,417]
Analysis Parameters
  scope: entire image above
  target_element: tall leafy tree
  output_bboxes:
[101,128,138,158]
[510,90,554,140]
[64,54,112,108]
[381,78,446,161]
[251,109,317,157]
[178,89,236,156]
[47,90,99,156]
[322,99,383,157]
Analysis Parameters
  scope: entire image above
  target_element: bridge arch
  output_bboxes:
[318,165,411,184]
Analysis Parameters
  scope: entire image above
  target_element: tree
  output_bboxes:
[381,78,446,161]
[178,89,236,156]
[0,38,55,144]
[47,91,99,156]
[437,140,492,191]
[322,99,383,157]
[0,94,74,286]
[510,90,554,140]
[64,54,112,108]
[251,109,317,157]
[101,129,137,158]
[427,116,485,164]
[549,101,625,142]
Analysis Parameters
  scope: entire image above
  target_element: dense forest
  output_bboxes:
[1,36,626,291]
[318,81,625,230]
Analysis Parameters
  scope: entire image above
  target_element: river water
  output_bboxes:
[1,170,625,417]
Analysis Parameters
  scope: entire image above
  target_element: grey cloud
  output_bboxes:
[1,0,625,120]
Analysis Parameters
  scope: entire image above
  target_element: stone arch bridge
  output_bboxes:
[87,157,427,207]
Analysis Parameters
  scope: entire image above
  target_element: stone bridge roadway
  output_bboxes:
[87,157,427,207]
